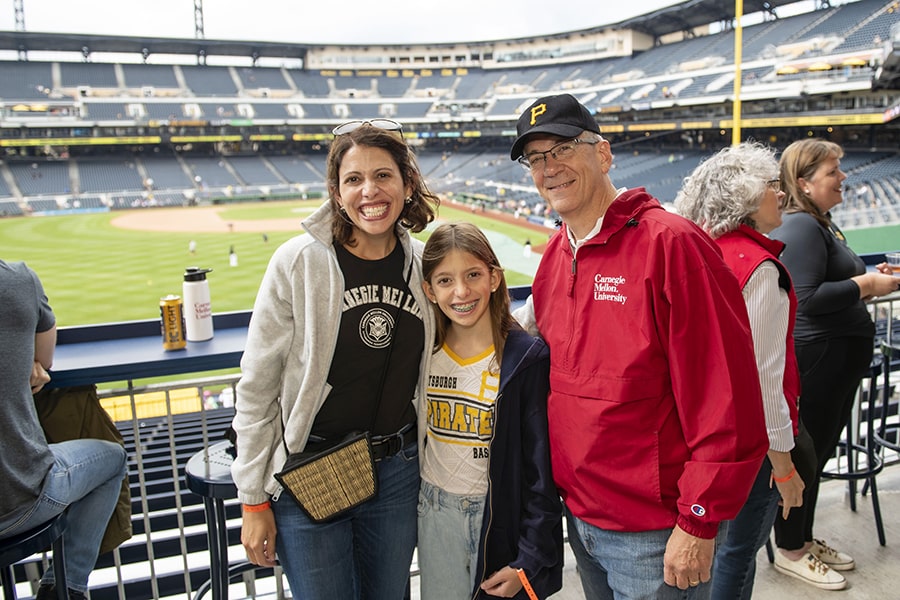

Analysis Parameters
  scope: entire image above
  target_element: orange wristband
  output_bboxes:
[773,467,797,483]
[242,501,271,513]
[516,568,539,600]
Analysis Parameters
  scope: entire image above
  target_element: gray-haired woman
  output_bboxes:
[675,141,817,596]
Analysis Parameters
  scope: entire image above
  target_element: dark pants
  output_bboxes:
[712,456,780,599]
[774,336,873,550]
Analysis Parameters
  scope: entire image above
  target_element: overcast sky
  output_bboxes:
[0,0,687,45]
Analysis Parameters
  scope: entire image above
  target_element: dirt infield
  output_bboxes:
[111,206,304,233]
[110,201,554,252]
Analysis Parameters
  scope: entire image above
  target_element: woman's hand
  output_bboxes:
[874,261,894,276]
[241,508,278,567]
[852,271,900,300]
[769,450,804,519]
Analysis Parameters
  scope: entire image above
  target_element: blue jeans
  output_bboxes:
[711,458,779,599]
[566,507,721,600]
[271,440,419,600]
[417,479,486,600]
[0,439,127,594]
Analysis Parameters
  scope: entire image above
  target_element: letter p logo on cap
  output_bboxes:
[529,103,547,126]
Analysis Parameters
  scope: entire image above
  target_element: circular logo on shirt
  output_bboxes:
[359,307,395,349]
[691,504,706,517]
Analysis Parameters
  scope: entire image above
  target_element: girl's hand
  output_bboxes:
[480,566,523,598]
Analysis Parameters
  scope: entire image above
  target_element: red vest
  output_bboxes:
[716,225,800,435]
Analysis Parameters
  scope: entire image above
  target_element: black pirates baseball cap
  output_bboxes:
[510,93,602,160]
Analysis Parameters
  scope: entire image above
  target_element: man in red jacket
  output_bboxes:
[510,93,767,599]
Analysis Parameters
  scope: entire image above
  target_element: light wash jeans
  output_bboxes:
[0,439,127,594]
[271,440,419,600]
[416,479,486,600]
[566,507,723,600]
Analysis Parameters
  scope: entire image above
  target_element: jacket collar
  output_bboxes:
[721,224,786,257]
[563,187,660,247]
[498,328,548,391]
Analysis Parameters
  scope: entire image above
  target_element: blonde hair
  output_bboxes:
[779,138,843,228]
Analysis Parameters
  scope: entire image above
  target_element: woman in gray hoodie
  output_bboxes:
[232,119,440,599]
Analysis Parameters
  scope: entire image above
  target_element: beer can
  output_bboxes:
[160,295,187,351]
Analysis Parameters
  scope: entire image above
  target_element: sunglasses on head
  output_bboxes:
[332,119,403,137]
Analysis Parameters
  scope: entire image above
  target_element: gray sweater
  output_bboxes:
[230,203,434,506]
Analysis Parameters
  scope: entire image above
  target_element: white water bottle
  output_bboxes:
[183,267,214,342]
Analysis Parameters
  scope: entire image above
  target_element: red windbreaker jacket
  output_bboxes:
[531,188,767,539]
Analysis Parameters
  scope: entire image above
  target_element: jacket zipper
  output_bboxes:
[473,389,501,600]
[566,251,577,371]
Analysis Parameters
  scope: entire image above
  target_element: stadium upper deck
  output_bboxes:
[0,0,897,226]
[0,0,897,132]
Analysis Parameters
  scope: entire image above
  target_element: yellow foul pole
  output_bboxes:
[732,0,743,145]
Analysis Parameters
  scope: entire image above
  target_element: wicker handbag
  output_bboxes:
[274,431,377,522]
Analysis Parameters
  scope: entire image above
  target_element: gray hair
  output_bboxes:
[674,142,779,238]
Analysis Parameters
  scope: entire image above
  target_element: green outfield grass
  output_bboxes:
[0,200,540,327]
[2,201,896,327]
[842,224,900,255]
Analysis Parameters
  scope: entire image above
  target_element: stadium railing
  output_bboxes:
[4,281,897,600]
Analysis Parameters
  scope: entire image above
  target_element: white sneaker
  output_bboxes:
[811,538,856,571]
[773,550,847,590]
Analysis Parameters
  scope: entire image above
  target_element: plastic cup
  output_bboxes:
[886,252,900,274]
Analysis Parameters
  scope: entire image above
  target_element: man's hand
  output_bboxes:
[663,524,714,590]
[30,360,50,394]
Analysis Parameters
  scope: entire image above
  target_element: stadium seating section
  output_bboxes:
[0,0,897,228]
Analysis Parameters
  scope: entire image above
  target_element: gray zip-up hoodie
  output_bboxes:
[231,203,434,506]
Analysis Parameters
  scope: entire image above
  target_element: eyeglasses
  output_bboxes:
[765,178,782,192]
[332,119,403,137]
[517,137,600,170]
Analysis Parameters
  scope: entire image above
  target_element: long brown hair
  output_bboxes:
[779,138,843,228]
[421,222,516,372]
[325,124,440,247]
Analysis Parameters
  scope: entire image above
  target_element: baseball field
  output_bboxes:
[0,199,551,327]
[2,199,898,328]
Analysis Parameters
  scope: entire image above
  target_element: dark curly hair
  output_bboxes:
[326,124,440,247]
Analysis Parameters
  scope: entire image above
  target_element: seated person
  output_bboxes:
[0,259,128,600]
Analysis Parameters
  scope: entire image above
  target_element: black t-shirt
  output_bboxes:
[312,241,424,438]
[771,212,875,343]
